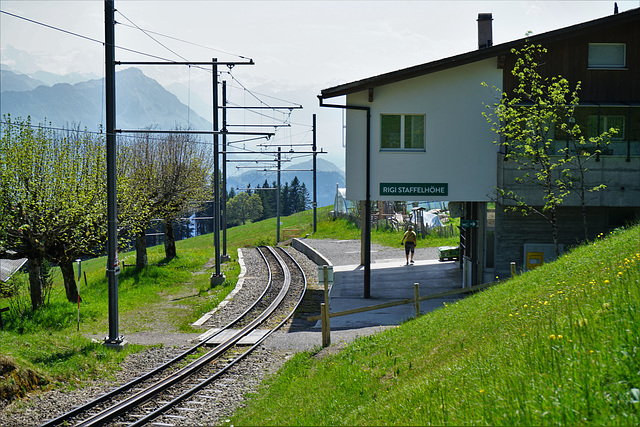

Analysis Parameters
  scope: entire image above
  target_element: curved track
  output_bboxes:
[41,246,306,427]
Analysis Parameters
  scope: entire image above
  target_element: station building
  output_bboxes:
[319,8,640,286]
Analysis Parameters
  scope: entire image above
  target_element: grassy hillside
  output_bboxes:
[229,224,640,425]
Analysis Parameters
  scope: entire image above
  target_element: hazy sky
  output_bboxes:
[1,0,638,173]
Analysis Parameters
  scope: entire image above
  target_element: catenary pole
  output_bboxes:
[277,147,281,244]
[222,80,229,261]
[312,114,317,233]
[104,0,124,347]
[211,59,224,285]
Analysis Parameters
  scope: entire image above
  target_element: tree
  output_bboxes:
[256,180,276,221]
[299,182,311,212]
[155,130,212,260]
[226,192,263,226]
[118,131,161,269]
[280,182,291,216]
[288,177,302,214]
[0,117,106,308]
[556,98,618,239]
[483,43,615,256]
[119,128,212,264]
[46,126,108,303]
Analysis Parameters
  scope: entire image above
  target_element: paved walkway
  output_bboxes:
[302,239,463,329]
[263,239,464,352]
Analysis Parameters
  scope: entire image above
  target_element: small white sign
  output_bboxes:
[114,255,121,276]
[317,265,334,283]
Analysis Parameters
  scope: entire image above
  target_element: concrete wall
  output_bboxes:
[344,58,501,202]
[292,238,332,266]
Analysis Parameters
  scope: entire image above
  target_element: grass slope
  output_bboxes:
[229,225,640,426]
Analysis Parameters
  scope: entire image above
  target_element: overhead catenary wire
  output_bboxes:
[114,20,252,62]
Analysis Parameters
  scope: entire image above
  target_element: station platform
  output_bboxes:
[316,258,463,330]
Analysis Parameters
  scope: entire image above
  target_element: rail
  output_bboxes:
[42,246,306,427]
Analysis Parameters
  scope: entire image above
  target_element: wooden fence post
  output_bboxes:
[321,303,330,347]
[510,262,516,277]
[414,283,420,317]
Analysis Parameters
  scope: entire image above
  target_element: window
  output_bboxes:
[587,115,625,140]
[588,43,626,69]
[381,114,425,150]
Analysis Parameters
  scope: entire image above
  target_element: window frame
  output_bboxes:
[587,43,626,70]
[380,113,426,152]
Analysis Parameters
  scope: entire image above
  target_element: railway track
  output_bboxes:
[40,246,307,427]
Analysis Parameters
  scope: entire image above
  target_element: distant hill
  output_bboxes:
[0,69,47,92]
[226,157,345,208]
[0,67,211,131]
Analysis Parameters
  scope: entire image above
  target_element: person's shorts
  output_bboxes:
[405,242,415,255]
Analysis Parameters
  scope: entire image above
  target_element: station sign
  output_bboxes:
[380,183,448,196]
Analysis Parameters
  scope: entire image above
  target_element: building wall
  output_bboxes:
[344,58,501,202]
[494,204,640,279]
[497,155,640,207]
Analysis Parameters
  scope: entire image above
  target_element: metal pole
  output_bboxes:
[276,147,281,244]
[104,0,123,347]
[364,109,371,299]
[221,80,229,261]
[312,114,317,233]
[211,58,224,285]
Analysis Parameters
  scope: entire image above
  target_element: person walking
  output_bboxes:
[401,225,417,265]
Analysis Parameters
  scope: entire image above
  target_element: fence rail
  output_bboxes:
[308,281,493,346]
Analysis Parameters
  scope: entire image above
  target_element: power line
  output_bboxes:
[0,9,197,65]
[114,20,252,62]
[0,10,103,45]
[115,10,189,63]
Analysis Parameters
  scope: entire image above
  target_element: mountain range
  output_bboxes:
[0,67,211,131]
[0,66,345,207]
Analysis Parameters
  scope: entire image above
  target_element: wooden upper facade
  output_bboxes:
[501,13,640,103]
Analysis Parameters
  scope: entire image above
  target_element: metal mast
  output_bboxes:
[104,0,125,348]
[211,59,224,285]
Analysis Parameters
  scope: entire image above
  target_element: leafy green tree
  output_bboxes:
[227,192,263,226]
[299,182,311,212]
[0,117,106,308]
[119,129,212,264]
[483,43,615,255]
[118,131,161,268]
[47,126,108,302]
